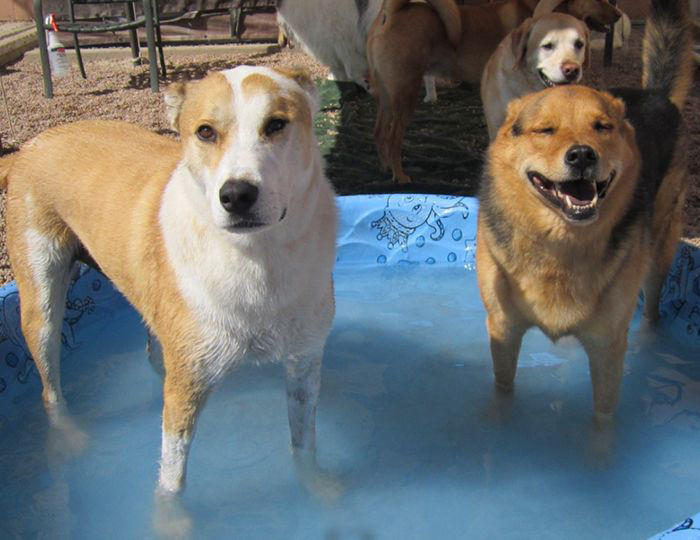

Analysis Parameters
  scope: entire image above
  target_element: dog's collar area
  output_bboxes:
[527,170,615,223]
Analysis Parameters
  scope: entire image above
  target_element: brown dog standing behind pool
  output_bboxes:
[476,0,693,420]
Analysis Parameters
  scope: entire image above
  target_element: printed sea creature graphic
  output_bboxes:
[371,194,469,251]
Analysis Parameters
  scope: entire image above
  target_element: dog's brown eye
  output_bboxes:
[534,127,555,135]
[264,118,288,137]
[594,121,613,132]
[574,39,585,50]
[196,125,217,142]
[542,42,554,50]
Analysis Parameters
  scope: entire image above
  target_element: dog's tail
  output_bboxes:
[0,153,16,190]
[384,0,461,47]
[642,0,694,109]
[425,0,461,46]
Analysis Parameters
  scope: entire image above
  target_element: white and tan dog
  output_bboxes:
[481,12,590,139]
[0,66,337,497]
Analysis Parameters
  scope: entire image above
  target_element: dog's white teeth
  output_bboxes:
[564,195,573,209]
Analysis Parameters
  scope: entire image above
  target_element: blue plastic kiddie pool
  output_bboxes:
[1,194,699,539]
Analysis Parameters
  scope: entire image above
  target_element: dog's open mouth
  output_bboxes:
[527,170,615,222]
[538,70,570,89]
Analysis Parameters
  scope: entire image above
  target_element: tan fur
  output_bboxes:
[3,122,200,403]
[367,0,621,183]
[477,85,686,418]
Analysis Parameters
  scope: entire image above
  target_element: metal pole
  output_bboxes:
[603,0,618,67]
[33,0,53,98]
[143,0,159,92]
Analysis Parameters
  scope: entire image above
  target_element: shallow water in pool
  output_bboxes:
[0,265,698,539]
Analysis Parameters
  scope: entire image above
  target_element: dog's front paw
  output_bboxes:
[493,379,515,394]
[293,450,344,504]
[153,489,193,539]
[394,173,412,185]
[585,415,616,468]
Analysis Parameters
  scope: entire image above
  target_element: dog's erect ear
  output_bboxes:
[275,67,320,114]
[509,18,534,67]
[502,96,528,138]
[604,92,627,123]
[164,82,187,133]
[533,0,566,17]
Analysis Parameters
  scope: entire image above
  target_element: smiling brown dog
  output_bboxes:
[477,0,693,420]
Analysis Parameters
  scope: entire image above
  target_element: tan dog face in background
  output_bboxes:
[480,12,590,140]
[499,85,636,225]
[519,15,590,89]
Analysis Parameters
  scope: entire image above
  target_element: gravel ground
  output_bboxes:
[0,26,698,286]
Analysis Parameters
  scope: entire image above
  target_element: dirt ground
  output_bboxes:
[0,22,698,286]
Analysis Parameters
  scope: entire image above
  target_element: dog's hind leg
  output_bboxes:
[423,75,437,104]
[643,223,681,322]
[11,228,77,406]
[386,77,422,184]
[373,100,391,172]
[643,168,687,322]
[9,223,86,456]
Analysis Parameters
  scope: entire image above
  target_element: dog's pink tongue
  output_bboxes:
[558,180,595,204]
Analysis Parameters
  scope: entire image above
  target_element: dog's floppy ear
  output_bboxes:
[509,18,534,67]
[583,24,592,68]
[164,82,187,133]
[533,0,566,17]
[275,66,320,114]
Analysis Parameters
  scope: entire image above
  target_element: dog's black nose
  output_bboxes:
[565,145,597,173]
[219,180,259,214]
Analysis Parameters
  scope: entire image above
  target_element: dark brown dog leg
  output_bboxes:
[387,79,421,184]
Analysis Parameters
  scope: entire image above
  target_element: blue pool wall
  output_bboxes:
[0,193,698,404]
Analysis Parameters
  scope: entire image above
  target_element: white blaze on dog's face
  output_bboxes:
[164,66,319,232]
[525,15,590,88]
